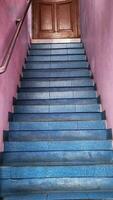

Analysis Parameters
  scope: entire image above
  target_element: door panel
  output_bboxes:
[40,4,53,31]
[32,0,80,39]
[57,2,72,31]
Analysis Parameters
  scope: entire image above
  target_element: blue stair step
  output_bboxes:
[19,87,95,93]
[3,150,113,165]
[3,192,113,200]
[4,129,112,141]
[1,177,113,194]
[4,140,110,152]
[9,120,106,131]
[17,91,97,100]
[27,55,87,62]
[14,98,99,105]
[14,104,100,113]
[26,61,89,69]
[21,78,94,87]
[31,42,83,49]
[3,194,46,200]
[2,165,113,179]
[23,69,91,78]
[11,113,103,122]
[29,48,85,55]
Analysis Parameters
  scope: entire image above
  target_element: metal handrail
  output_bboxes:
[0,0,32,74]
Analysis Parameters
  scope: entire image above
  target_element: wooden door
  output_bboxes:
[32,0,80,39]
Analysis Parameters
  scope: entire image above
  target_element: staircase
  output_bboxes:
[1,41,113,199]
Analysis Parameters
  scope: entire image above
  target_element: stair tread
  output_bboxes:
[3,192,113,200]
[2,178,113,194]
[3,150,113,165]
[26,61,89,69]
[14,104,100,113]
[2,165,113,179]
[4,140,111,151]
[9,120,106,130]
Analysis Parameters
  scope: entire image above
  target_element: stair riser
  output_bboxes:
[4,130,111,141]
[3,151,113,165]
[26,61,89,69]
[14,99,98,105]
[19,87,95,93]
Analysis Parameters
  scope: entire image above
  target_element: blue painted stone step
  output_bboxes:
[14,98,98,105]
[3,151,113,165]
[23,69,91,78]
[9,120,106,131]
[4,140,111,152]
[4,194,46,200]
[2,165,113,179]
[1,178,113,194]
[21,78,94,87]
[31,43,83,49]
[4,129,112,141]
[17,91,97,100]
[14,104,100,113]
[3,192,113,200]
[11,113,103,122]
[27,55,87,62]
[29,48,85,55]
[19,87,95,93]
[26,61,89,69]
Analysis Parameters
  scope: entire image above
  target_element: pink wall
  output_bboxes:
[80,0,113,131]
[0,0,30,151]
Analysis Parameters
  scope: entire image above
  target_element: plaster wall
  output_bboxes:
[0,0,29,151]
[80,0,113,131]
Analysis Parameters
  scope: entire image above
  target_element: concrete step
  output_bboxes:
[3,151,113,165]
[23,69,91,78]
[14,98,99,105]
[29,48,85,55]
[14,104,100,113]
[31,42,83,49]
[19,87,95,93]
[21,78,94,88]
[27,55,87,62]
[26,61,89,69]
[4,140,110,152]
[17,91,97,100]
[11,113,104,122]
[1,177,113,195]
[2,165,113,178]
[4,129,112,142]
[3,192,113,200]
[9,120,106,131]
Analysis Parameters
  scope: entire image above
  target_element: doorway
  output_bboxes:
[32,0,80,39]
